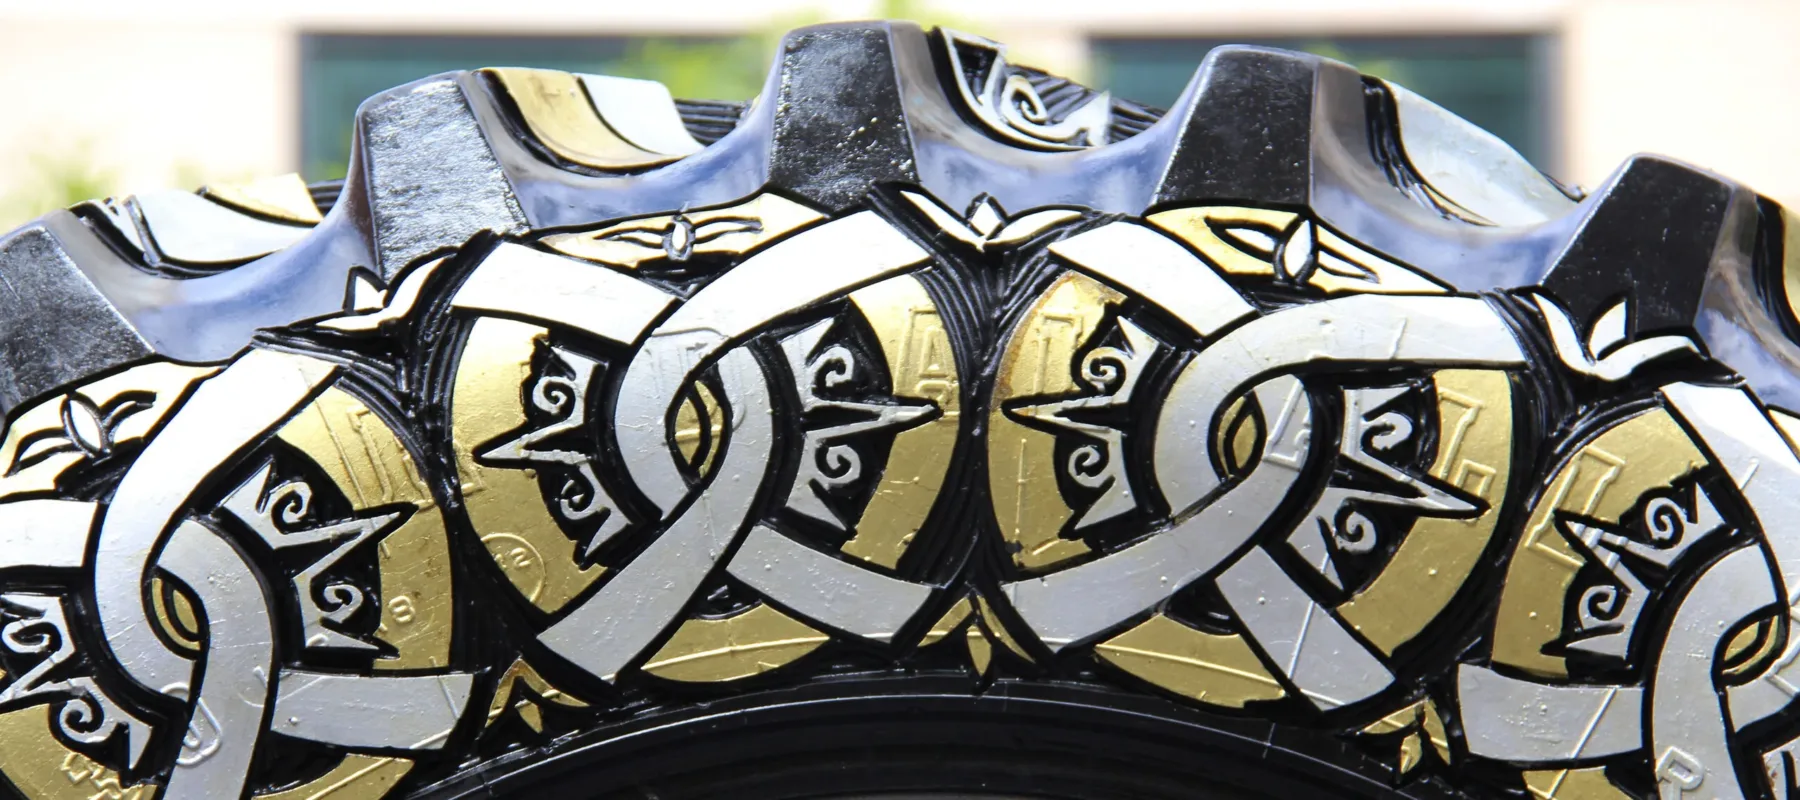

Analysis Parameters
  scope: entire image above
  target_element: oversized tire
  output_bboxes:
[0,20,1795,800]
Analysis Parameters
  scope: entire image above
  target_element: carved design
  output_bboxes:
[778,318,935,529]
[476,345,632,554]
[0,596,150,767]
[940,30,1111,150]
[5,181,1800,800]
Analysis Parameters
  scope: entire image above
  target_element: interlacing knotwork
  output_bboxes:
[3,187,1800,800]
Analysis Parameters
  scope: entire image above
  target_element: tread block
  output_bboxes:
[1154,46,1319,207]
[355,76,529,279]
[1541,155,1748,336]
[767,22,921,211]
[0,216,152,415]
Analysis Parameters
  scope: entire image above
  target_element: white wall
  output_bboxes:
[0,17,294,198]
[1562,0,1800,203]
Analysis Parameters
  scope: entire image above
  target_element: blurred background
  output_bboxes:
[0,0,1795,228]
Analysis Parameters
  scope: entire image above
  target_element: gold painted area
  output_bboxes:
[987,209,1084,247]
[1340,370,1513,654]
[642,604,829,682]
[1523,767,1631,800]
[966,626,994,675]
[976,595,1034,662]
[1147,205,1442,294]
[920,597,975,647]
[0,705,152,799]
[1211,394,1260,479]
[1147,206,1297,276]
[149,574,203,654]
[542,193,826,270]
[256,755,415,800]
[1491,408,1706,677]
[843,275,961,567]
[485,68,679,171]
[278,387,452,670]
[988,271,1122,571]
[1721,611,1783,682]
[1359,700,1450,775]
[1095,613,1287,708]
[674,381,724,478]
[0,361,217,501]
[487,658,588,731]
[202,172,322,224]
[1309,227,1443,294]
[453,317,603,614]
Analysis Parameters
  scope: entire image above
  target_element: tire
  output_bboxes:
[0,20,1792,800]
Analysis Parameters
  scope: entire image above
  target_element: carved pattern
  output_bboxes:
[1,188,1798,800]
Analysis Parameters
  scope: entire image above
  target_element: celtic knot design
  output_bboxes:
[0,185,1797,800]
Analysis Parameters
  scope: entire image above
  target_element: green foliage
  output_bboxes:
[608,1,985,103]
[0,146,118,230]
[608,38,771,102]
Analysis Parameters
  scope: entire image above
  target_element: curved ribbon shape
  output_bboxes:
[610,211,929,513]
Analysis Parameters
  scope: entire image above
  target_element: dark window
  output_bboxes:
[1092,36,1555,170]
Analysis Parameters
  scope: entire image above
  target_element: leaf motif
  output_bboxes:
[691,217,763,246]
[1276,220,1317,284]
[1314,250,1379,283]
[1397,732,1424,774]
[102,395,153,430]
[60,394,107,457]
[664,216,694,260]
[1218,225,1279,258]
[597,227,668,250]
[1589,299,1629,358]
[10,432,76,473]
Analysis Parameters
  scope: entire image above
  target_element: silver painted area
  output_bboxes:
[0,593,152,767]
[987,209,1083,247]
[131,190,312,265]
[218,461,405,652]
[579,74,704,157]
[1287,385,1476,589]
[1663,383,1800,729]
[451,242,675,344]
[317,256,448,333]
[1004,376,1308,649]
[1662,382,1800,602]
[1456,664,1643,762]
[1155,294,1525,514]
[1214,546,1393,709]
[726,524,932,641]
[1648,546,1773,799]
[539,347,773,681]
[1559,521,1653,662]
[940,29,1111,151]
[93,349,336,695]
[612,211,928,514]
[1386,81,1576,227]
[900,191,984,249]
[0,500,96,570]
[157,519,275,800]
[1536,295,1699,382]
[270,671,475,750]
[1047,221,1254,338]
[476,346,633,554]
